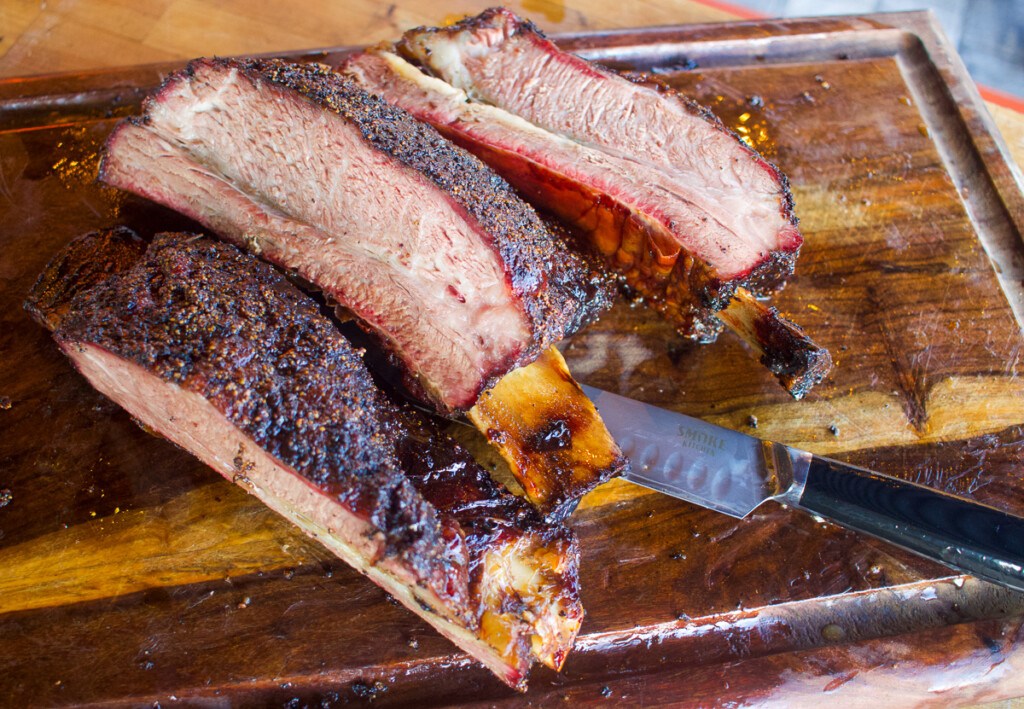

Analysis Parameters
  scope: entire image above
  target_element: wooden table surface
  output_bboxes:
[3,2,1024,707]
[2,0,1022,167]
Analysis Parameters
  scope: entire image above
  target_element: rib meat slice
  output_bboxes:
[344,48,718,338]
[344,36,830,396]
[99,57,626,517]
[396,8,801,319]
[99,57,613,414]
[25,229,583,690]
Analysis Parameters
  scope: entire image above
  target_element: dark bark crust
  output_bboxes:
[26,228,576,587]
[26,228,585,687]
[31,230,454,579]
[751,304,834,399]
[24,226,147,331]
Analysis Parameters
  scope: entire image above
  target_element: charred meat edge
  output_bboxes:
[25,229,583,689]
[718,290,832,399]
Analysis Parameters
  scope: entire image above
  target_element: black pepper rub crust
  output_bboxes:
[46,232,463,593]
[28,229,585,688]
[216,56,615,358]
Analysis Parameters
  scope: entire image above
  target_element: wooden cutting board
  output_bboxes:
[2,12,1024,707]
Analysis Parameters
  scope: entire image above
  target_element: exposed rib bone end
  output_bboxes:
[718,289,833,398]
[468,347,629,521]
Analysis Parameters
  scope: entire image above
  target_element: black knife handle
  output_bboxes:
[795,455,1024,592]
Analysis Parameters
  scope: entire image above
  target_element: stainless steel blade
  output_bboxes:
[582,385,1024,592]
[582,384,810,517]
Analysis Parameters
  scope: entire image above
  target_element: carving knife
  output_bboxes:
[581,385,1024,593]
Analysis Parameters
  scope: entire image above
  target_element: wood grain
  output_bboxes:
[0,482,326,616]
[0,0,732,78]
[2,7,1024,708]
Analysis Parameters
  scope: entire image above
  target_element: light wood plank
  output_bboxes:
[0,3,179,77]
[989,101,1024,174]
[0,0,44,64]
[0,483,326,616]
[142,0,322,59]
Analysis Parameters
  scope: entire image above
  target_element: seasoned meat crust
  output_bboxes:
[24,226,147,331]
[54,232,450,569]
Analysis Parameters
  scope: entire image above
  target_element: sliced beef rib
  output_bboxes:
[395,7,801,325]
[99,56,627,516]
[100,57,613,414]
[26,229,583,689]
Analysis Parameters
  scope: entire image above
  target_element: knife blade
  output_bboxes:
[581,384,1024,593]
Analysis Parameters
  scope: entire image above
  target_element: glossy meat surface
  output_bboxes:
[395,408,584,669]
[467,347,628,519]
